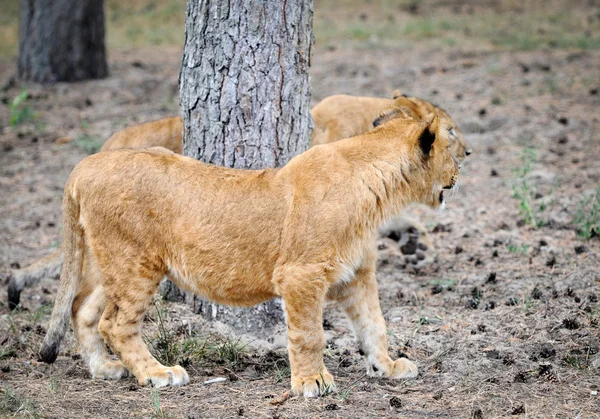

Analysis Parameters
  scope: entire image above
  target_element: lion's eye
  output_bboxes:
[447,127,456,137]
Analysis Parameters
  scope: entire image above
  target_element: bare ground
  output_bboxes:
[1,16,600,419]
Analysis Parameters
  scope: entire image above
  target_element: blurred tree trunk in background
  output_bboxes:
[178,0,313,336]
[17,0,108,82]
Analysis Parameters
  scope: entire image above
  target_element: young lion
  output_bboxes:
[39,109,459,397]
[8,93,464,307]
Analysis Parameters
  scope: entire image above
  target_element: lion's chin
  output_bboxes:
[424,191,444,209]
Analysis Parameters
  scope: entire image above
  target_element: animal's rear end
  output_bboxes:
[39,187,84,363]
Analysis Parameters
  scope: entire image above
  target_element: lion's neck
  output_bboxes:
[339,137,427,232]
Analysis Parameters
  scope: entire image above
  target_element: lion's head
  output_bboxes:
[391,90,471,161]
[372,106,460,209]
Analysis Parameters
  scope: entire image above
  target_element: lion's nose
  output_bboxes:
[465,149,472,156]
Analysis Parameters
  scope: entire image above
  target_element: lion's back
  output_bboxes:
[101,116,183,153]
[311,95,394,146]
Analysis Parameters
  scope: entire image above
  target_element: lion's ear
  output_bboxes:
[372,106,410,127]
[419,115,439,156]
[391,89,403,99]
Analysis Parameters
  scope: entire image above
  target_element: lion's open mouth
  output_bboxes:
[439,190,444,203]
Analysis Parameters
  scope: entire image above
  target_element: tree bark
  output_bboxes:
[18,0,108,83]
[179,0,313,336]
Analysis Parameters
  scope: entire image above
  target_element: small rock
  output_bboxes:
[466,299,479,309]
[511,404,526,415]
[431,284,443,294]
[574,245,588,254]
[433,391,443,400]
[325,403,340,411]
[454,246,463,254]
[545,256,556,268]
[562,318,579,330]
[539,345,556,359]
[484,301,496,311]
[486,350,500,359]
[486,272,497,284]
[590,88,598,95]
[490,168,498,177]
[557,116,568,125]
[531,287,543,300]
[478,108,487,117]
[389,396,402,409]
[514,371,528,383]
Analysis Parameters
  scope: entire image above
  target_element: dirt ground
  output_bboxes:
[1,2,600,418]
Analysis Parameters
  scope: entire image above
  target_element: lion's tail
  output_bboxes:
[8,245,64,310]
[39,190,83,364]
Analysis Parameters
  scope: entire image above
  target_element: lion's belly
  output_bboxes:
[165,246,279,307]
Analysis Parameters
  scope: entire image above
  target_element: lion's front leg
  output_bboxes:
[328,262,418,380]
[278,266,336,398]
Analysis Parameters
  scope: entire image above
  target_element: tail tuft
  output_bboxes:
[6,247,64,311]
[7,274,19,310]
[39,341,59,364]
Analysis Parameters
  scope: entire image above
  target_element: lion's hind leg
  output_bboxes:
[71,254,129,380]
[328,257,418,380]
[97,268,189,388]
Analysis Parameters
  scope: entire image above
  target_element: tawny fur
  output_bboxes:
[40,111,459,397]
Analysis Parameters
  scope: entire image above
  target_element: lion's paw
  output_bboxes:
[140,365,190,388]
[388,358,418,379]
[379,216,435,270]
[290,369,336,398]
[91,359,130,380]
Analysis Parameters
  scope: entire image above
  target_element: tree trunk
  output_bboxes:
[179,0,313,336]
[18,0,108,83]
